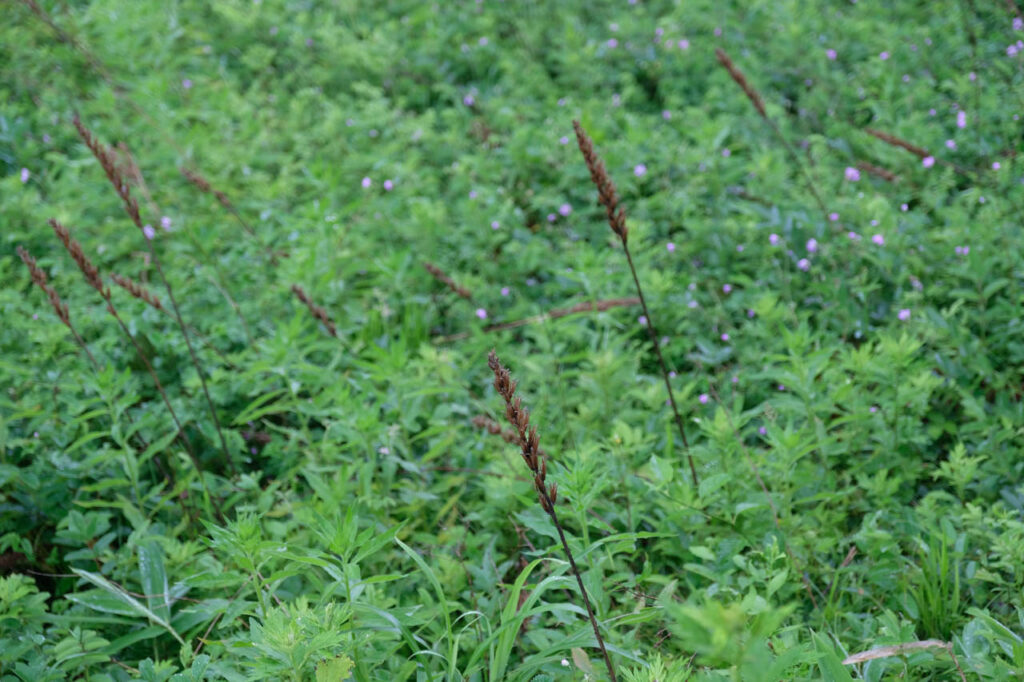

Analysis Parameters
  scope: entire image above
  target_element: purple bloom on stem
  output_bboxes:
[1015,17,1023,30]
[182,78,193,89]
[361,176,371,188]
[666,242,676,252]
[957,111,967,128]
[698,393,709,404]
[384,179,394,191]
[848,231,861,241]
[845,166,861,181]
[826,48,837,60]
[721,148,731,157]
[720,333,729,341]
[758,426,767,435]
[475,308,488,320]
[872,234,885,245]
[161,216,172,230]
[870,406,878,413]
[634,163,647,177]
[559,135,569,144]
[20,168,29,183]
[797,258,811,271]
[463,94,475,106]
[946,139,957,150]
[143,224,156,240]
[669,370,677,378]
[547,213,556,222]
[901,203,909,211]
[638,315,648,326]
[806,238,818,253]
[778,384,785,391]
[922,156,936,168]
[736,244,744,252]
[558,202,572,216]
[491,221,500,230]
[829,212,839,221]
[722,283,733,293]
[747,309,755,318]
[500,286,510,296]
[769,233,780,245]
[898,308,911,321]
[662,110,672,120]
[469,190,477,199]
[678,39,690,49]
[992,162,1001,170]
[879,51,890,60]
[606,38,619,48]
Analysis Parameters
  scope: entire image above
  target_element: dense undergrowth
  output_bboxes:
[2,0,1024,680]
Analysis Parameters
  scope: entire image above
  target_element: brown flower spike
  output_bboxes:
[573,120,627,244]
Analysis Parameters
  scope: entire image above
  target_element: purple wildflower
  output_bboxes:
[558,202,572,216]
[769,233,780,245]
[826,48,837,60]
[500,286,510,296]
[797,258,811,271]
[698,393,710,404]
[829,212,840,221]
[898,308,911,321]
[723,283,733,294]
[806,238,818,253]
[922,156,936,168]
[872,234,885,245]
[384,179,394,191]
[634,163,647,177]
[667,242,676,252]
[160,216,172,230]
[879,51,890,60]
[845,166,861,181]
[475,308,487,320]
[20,168,29,183]
[957,111,967,128]
[463,94,475,106]
[491,220,500,230]
[143,224,156,240]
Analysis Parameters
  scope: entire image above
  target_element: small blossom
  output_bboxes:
[463,94,475,106]
[898,308,911,321]
[491,221,500,230]
[143,224,156,240]
[872,234,885,245]
[383,179,394,191]
[747,309,755,318]
[848,231,861,240]
[638,315,648,326]
[1007,44,1018,57]
[714,26,722,36]
[731,375,738,384]
[903,74,911,83]
[870,219,879,226]
[758,426,767,435]
[469,190,477,199]
[826,48,837,60]
[662,109,672,120]
[845,166,861,181]
[945,139,957,150]
[992,162,1001,170]
[666,242,676,252]
[678,39,690,49]
[20,167,29,183]
[547,213,556,222]
[778,384,785,391]
[901,203,909,211]
[559,135,569,144]
[720,333,730,341]
[606,38,619,48]
[806,238,818,253]
[722,283,733,293]
[634,163,647,177]
[769,233,780,245]
[669,371,677,378]
[797,258,811,271]
[736,244,744,252]
[475,308,488,320]
[829,212,839,221]
[698,393,710,404]
[721,148,731,157]
[182,78,193,89]
[500,286,510,296]
[361,176,371,188]
[879,51,890,60]
[160,216,172,230]
[558,202,572,216]
[687,300,698,308]
[957,110,967,128]
[870,406,878,413]
[922,156,935,168]
[1014,17,1023,30]
[968,71,976,82]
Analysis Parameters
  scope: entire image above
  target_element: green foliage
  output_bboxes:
[3,0,1024,679]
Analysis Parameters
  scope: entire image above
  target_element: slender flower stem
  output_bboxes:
[488,350,617,682]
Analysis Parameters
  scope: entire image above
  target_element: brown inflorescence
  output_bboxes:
[49,219,108,298]
[471,415,548,460]
[72,114,143,229]
[180,167,232,209]
[17,246,70,327]
[423,262,473,300]
[864,128,930,159]
[487,350,557,513]
[715,48,768,119]
[572,120,628,244]
[291,284,338,337]
[112,273,164,311]
[856,160,900,183]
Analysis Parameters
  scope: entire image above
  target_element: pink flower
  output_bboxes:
[845,166,860,181]
[698,393,709,404]
[957,111,967,128]
[901,203,909,211]
[848,231,861,241]
[769,233,780,245]
[872,234,885,245]
[384,179,394,191]
[720,333,729,341]
[897,308,911,321]
[666,242,676,252]
[992,162,1001,170]
[945,139,957,150]
[20,168,29,183]
[634,163,647,177]
[722,283,733,293]
[879,51,890,60]
[829,212,839,221]
[500,286,510,296]
[922,156,936,168]
[806,238,818,253]
[558,202,572,216]
[361,176,372,188]
[826,48,837,60]
[797,258,810,271]
[475,308,488,320]
[758,426,767,435]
